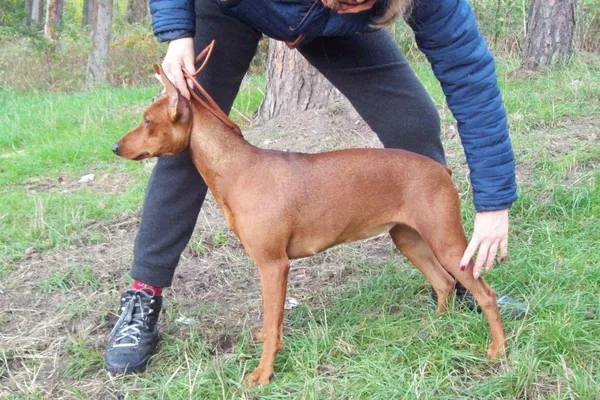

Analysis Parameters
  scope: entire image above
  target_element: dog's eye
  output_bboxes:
[144,118,151,127]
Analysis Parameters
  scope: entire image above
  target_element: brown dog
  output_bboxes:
[113,41,506,386]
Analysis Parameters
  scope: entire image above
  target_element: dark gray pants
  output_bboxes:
[131,0,445,287]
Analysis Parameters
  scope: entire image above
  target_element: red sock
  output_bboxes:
[132,280,163,296]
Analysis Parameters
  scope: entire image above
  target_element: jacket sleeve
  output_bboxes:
[407,0,517,211]
[150,0,196,42]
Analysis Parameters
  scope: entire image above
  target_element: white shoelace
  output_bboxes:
[109,291,154,348]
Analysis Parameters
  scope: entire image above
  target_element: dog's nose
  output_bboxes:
[111,143,120,155]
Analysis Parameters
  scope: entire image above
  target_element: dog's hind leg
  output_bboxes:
[389,224,456,313]
[437,252,506,359]
[414,189,507,359]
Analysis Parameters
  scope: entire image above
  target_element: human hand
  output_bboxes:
[161,37,195,100]
[460,209,509,279]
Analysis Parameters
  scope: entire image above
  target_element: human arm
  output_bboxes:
[407,0,517,277]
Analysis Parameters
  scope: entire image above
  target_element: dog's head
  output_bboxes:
[112,64,193,160]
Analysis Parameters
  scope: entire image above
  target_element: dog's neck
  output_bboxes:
[188,102,257,193]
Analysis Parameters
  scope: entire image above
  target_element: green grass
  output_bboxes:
[0,87,152,263]
[230,74,266,122]
[0,76,265,264]
[39,263,99,293]
[1,55,599,398]
[0,88,154,183]
[64,339,105,380]
[55,179,596,399]
[412,56,600,134]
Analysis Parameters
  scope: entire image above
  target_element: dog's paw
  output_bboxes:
[245,367,273,386]
[486,341,506,359]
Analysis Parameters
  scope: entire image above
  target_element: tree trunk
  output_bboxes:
[82,0,94,27]
[126,0,148,23]
[256,39,342,122]
[30,0,44,27]
[82,0,89,26]
[56,0,63,28]
[44,0,63,39]
[24,0,34,26]
[521,0,576,70]
[87,0,113,83]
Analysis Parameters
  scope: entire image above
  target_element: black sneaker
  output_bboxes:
[105,290,162,374]
[431,284,528,319]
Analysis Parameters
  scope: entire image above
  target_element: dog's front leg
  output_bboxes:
[245,257,290,386]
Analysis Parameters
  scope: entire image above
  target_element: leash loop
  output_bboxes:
[182,40,242,135]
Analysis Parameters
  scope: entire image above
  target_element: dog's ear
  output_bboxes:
[153,64,189,122]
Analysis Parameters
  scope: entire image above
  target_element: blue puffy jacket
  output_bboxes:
[149,0,517,212]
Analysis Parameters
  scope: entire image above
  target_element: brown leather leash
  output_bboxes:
[182,40,243,135]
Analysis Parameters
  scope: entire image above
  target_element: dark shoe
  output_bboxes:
[105,290,162,374]
[431,284,528,319]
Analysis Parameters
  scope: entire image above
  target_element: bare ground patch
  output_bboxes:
[1,105,599,397]
[0,193,400,397]
[20,170,134,195]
